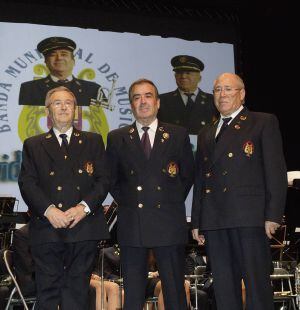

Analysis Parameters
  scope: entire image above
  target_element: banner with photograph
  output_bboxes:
[0,22,235,214]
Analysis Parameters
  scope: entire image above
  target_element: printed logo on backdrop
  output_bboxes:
[1,45,134,183]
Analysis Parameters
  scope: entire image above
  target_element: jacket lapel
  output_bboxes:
[41,129,68,166]
[150,122,171,162]
[68,128,86,160]
[123,123,148,166]
[212,107,248,165]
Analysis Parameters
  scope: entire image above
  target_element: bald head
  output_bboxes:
[214,73,245,89]
[213,73,246,116]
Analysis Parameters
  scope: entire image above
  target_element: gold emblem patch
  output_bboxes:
[240,115,247,121]
[84,162,94,176]
[243,141,254,157]
[129,128,135,134]
[167,161,179,177]
[163,132,169,139]
[179,56,187,63]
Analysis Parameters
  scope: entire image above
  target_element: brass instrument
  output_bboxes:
[90,79,117,111]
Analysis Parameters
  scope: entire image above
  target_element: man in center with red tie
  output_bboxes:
[106,78,194,309]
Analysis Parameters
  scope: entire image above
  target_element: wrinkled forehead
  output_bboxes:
[215,75,241,88]
[48,91,75,104]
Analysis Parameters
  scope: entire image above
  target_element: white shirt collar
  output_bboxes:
[178,88,200,105]
[136,118,158,133]
[136,118,158,147]
[50,74,73,82]
[219,105,244,126]
[53,126,73,145]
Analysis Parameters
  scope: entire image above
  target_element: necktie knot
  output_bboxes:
[57,79,68,84]
[184,93,194,99]
[215,117,232,142]
[184,93,194,109]
[59,133,68,143]
[222,117,232,125]
[142,126,150,133]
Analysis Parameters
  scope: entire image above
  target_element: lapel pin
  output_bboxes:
[163,132,169,139]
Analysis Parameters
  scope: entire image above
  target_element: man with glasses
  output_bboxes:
[158,55,218,135]
[18,86,109,309]
[191,73,287,310]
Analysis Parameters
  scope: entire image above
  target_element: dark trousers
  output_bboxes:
[120,244,187,310]
[31,240,97,310]
[205,227,274,310]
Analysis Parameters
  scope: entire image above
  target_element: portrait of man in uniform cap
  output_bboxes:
[158,55,218,135]
[19,36,102,107]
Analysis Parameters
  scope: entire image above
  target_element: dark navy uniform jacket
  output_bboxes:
[19,75,100,106]
[106,122,194,247]
[18,128,110,245]
[158,88,218,135]
[191,107,287,231]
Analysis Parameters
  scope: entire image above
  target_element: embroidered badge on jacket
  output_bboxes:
[243,141,254,157]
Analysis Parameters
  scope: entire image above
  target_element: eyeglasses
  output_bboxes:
[213,87,242,95]
[50,100,74,108]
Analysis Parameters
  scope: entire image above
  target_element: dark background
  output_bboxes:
[0,0,294,166]
[0,0,294,167]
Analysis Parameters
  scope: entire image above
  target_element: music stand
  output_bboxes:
[0,198,16,215]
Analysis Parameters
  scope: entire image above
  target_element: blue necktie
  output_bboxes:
[59,133,69,158]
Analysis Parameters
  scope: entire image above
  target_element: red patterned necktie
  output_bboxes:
[141,127,151,159]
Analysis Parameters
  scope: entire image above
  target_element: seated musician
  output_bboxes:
[185,247,211,310]
[89,201,123,310]
[90,244,124,310]
[145,249,191,309]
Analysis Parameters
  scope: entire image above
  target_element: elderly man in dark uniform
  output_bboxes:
[106,78,194,309]
[158,55,218,135]
[19,36,100,106]
[191,73,287,310]
[18,86,109,309]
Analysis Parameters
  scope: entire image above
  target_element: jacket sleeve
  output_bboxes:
[18,139,52,217]
[81,134,110,212]
[191,134,204,229]
[106,132,121,204]
[262,114,287,223]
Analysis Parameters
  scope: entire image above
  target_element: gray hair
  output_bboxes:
[45,86,77,107]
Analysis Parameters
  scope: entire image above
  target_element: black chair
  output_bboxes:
[3,250,36,310]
